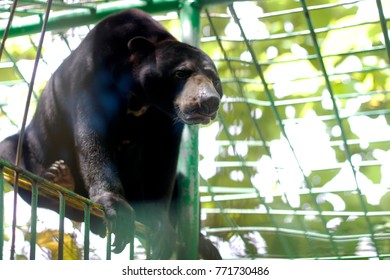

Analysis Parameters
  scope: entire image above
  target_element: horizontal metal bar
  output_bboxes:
[199,184,390,196]
[302,254,390,260]
[200,183,389,202]
[202,208,390,217]
[203,0,365,20]
[222,89,390,107]
[18,0,97,11]
[209,46,387,69]
[0,0,180,38]
[219,66,389,86]
[222,254,390,260]
[282,109,390,124]
[199,158,386,170]
[204,226,390,243]
[212,132,389,152]
[202,16,389,44]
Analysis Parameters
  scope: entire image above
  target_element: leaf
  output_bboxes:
[37,230,81,260]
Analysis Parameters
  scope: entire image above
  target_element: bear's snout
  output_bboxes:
[200,91,220,117]
[174,74,221,125]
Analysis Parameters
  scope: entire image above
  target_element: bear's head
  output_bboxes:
[127,37,222,125]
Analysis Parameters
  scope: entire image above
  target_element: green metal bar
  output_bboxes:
[203,17,387,44]
[199,158,387,170]
[0,0,180,39]
[83,203,90,260]
[129,241,134,260]
[201,0,363,17]
[176,145,199,259]
[0,0,18,60]
[221,88,390,107]
[203,208,390,217]
[198,0,251,7]
[177,0,201,260]
[303,255,390,260]
[300,0,381,258]
[106,230,111,260]
[0,166,4,260]
[10,172,20,260]
[145,233,152,259]
[376,0,390,62]
[29,180,38,260]
[15,0,52,167]
[200,185,387,197]
[206,226,390,243]
[58,191,65,260]
[208,46,388,72]
[20,0,97,11]
[215,66,388,95]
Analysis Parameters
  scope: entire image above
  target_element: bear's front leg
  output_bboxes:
[75,105,135,253]
[78,135,135,253]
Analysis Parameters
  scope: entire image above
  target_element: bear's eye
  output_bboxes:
[213,79,221,89]
[174,70,192,80]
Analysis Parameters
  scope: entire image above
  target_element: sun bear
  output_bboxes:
[0,9,222,259]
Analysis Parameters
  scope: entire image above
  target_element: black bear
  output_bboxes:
[0,9,222,259]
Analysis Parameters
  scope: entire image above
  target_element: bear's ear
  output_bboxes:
[127,36,155,56]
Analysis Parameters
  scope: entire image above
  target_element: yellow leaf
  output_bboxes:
[37,230,81,260]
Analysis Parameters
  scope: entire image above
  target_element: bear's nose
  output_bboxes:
[200,93,220,116]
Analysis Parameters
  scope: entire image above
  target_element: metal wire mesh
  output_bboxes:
[1,0,390,259]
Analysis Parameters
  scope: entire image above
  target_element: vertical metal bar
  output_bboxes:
[15,0,53,167]
[58,192,65,260]
[83,204,90,260]
[10,0,54,261]
[129,237,134,260]
[376,0,390,62]
[29,181,38,260]
[177,0,201,260]
[10,172,19,260]
[0,166,4,260]
[106,229,111,260]
[145,235,152,259]
[0,0,18,61]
